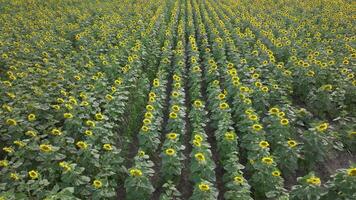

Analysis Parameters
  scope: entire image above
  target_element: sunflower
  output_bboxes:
[219,102,229,110]
[252,124,263,131]
[63,113,73,119]
[138,150,145,157]
[65,104,73,110]
[316,123,329,132]
[234,176,244,184]
[224,132,235,141]
[287,140,297,148]
[93,180,103,189]
[6,119,17,126]
[192,66,201,72]
[84,130,93,136]
[269,107,280,114]
[80,101,89,106]
[169,112,178,119]
[25,130,37,137]
[13,140,25,147]
[57,98,65,103]
[218,93,226,100]
[3,147,14,153]
[0,160,9,167]
[28,170,39,179]
[105,94,113,101]
[172,105,180,112]
[10,173,20,181]
[261,86,269,92]
[59,161,71,172]
[148,92,156,98]
[306,70,315,77]
[233,80,240,86]
[194,100,203,108]
[248,114,258,121]
[252,73,260,79]
[255,81,262,87]
[167,133,178,140]
[68,98,77,105]
[172,91,179,98]
[245,108,253,115]
[195,153,205,162]
[198,183,210,191]
[280,118,289,126]
[141,126,149,132]
[2,104,13,112]
[146,105,154,111]
[51,128,62,136]
[229,70,237,76]
[95,113,104,121]
[173,75,181,81]
[278,112,285,118]
[76,141,88,149]
[39,144,52,152]
[193,140,201,147]
[194,134,203,142]
[115,79,123,85]
[239,86,249,93]
[86,120,96,127]
[347,168,356,176]
[103,144,113,151]
[165,148,176,156]
[272,170,281,177]
[143,118,151,125]
[306,176,321,186]
[259,141,269,148]
[28,114,36,121]
[227,62,234,69]
[321,84,333,91]
[129,168,142,177]
[144,112,153,119]
[262,157,274,165]
[284,70,292,76]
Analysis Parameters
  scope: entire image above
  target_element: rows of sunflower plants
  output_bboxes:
[237,0,353,154]
[288,165,356,200]
[206,0,302,180]
[207,0,355,199]
[220,0,355,149]
[0,0,163,199]
[191,1,254,199]
[213,0,342,173]
[158,1,188,195]
[185,2,218,199]
[214,0,352,172]
[197,1,288,199]
[206,0,297,180]
[245,0,354,118]
[1,0,355,199]
[124,1,180,199]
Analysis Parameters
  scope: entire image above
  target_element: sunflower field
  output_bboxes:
[0,0,355,199]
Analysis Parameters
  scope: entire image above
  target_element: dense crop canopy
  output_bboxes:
[0,0,355,199]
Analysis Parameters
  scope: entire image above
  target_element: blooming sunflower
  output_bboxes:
[195,153,205,162]
[262,157,274,165]
[198,183,210,191]
[165,148,176,156]
[93,180,103,189]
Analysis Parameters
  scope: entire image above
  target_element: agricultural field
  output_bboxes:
[0,0,355,199]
